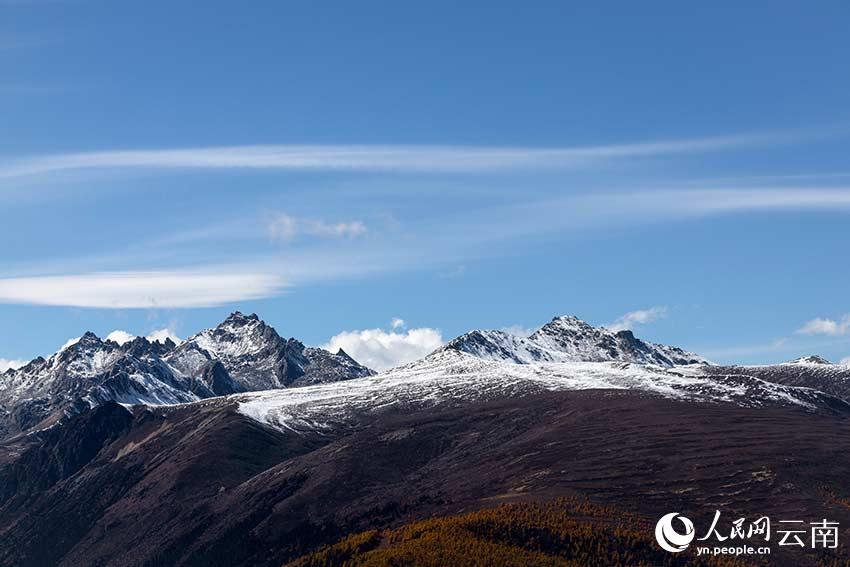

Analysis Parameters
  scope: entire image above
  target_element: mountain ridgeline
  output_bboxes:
[0,312,373,439]
[3,312,850,566]
[4,312,849,442]
[444,315,709,366]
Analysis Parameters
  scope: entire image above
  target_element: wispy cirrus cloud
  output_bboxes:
[0,132,790,179]
[5,186,850,311]
[266,212,367,243]
[571,187,850,221]
[648,188,850,217]
[159,187,850,277]
[0,269,287,308]
[460,188,850,245]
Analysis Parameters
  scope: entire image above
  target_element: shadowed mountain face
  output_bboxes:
[0,312,373,440]
[3,313,850,566]
[1,391,849,566]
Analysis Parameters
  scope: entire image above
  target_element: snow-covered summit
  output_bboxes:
[232,319,849,435]
[443,315,708,367]
[785,355,832,366]
[237,346,847,435]
[190,311,272,359]
[0,330,196,438]
[0,312,373,439]
[167,311,374,391]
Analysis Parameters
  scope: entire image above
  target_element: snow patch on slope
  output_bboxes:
[237,349,833,434]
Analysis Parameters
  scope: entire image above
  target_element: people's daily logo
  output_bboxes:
[655,510,839,557]
[655,513,695,553]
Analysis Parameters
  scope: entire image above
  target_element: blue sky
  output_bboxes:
[2,0,850,369]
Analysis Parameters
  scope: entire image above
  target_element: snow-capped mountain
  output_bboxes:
[5,312,849,442]
[0,333,195,438]
[0,312,373,439]
[5,313,850,567]
[443,315,708,366]
[237,347,849,435]
[166,312,373,391]
[235,317,848,434]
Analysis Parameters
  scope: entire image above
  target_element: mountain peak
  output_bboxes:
[214,312,267,337]
[445,314,707,367]
[0,311,374,437]
[166,312,373,392]
[786,355,832,365]
[121,335,176,358]
[62,331,104,353]
[528,315,596,340]
[540,314,592,329]
[554,315,585,323]
[224,311,260,325]
[335,348,355,362]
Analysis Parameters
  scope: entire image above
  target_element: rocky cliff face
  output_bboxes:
[0,312,373,439]
[443,315,708,366]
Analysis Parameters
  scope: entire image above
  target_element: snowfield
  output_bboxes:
[236,349,843,434]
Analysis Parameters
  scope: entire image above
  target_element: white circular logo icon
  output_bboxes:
[655,512,695,553]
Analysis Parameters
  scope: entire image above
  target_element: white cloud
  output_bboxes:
[106,330,135,345]
[147,328,183,344]
[267,213,367,243]
[0,358,26,372]
[796,315,850,336]
[391,317,405,330]
[324,324,444,371]
[0,269,287,309]
[0,133,780,179]
[607,306,668,332]
[105,328,183,345]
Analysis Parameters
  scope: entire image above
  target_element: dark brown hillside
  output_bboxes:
[1,391,850,566]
